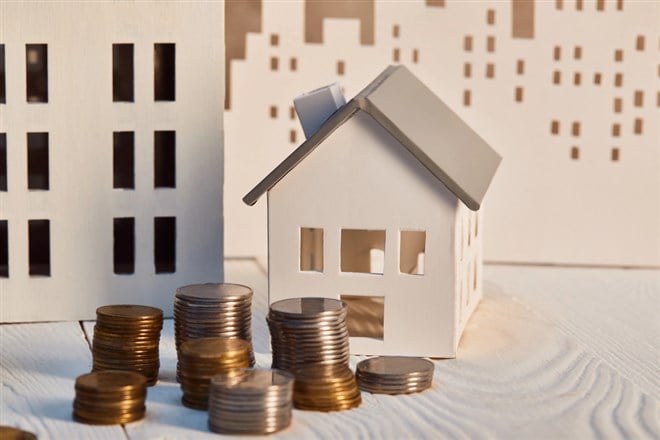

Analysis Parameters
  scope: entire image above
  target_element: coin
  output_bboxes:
[0,426,37,440]
[356,356,434,395]
[291,364,361,412]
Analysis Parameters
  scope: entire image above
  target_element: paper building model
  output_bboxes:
[0,2,224,322]
[244,65,501,357]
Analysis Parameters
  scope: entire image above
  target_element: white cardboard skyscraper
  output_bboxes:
[245,66,501,357]
[0,2,224,322]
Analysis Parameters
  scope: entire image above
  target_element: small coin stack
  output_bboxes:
[267,297,350,371]
[178,337,251,410]
[73,371,147,425]
[356,356,434,395]
[92,305,163,386]
[0,426,37,440]
[174,283,255,379]
[291,364,361,411]
[208,369,294,435]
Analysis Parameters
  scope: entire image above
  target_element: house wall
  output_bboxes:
[268,111,460,357]
[455,202,483,337]
[0,2,224,321]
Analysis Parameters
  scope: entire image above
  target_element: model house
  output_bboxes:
[244,65,501,357]
[0,2,224,321]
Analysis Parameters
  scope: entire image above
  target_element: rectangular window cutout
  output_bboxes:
[337,60,345,75]
[114,218,135,274]
[289,129,297,144]
[412,49,419,63]
[614,97,622,113]
[341,295,384,340]
[400,230,425,275]
[113,132,134,189]
[614,49,623,62]
[27,132,49,190]
[269,105,278,119]
[270,34,279,46]
[487,9,495,25]
[0,220,7,277]
[300,227,323,272]
[574,46,582,59]
[551,120,560,135]
[341,229,385,274]
[154,43,175,101]
[485,63,495,78]
[634,90,643,107]
[26,44,48,103]
[113,44,134,102]
[0,133,6,191]
[154,216,175,273]
[553,46,561,61]
[594,73,602,85]
[596,0,605,10]
[611,148,620,162]
[393,48,400,63]
[636,35,645,51]
[463,62,471,78]
[392,24,400,38]
[516,59,524,75]
[154,131,175,188]
[515,87,524,102]
[463,90,471,107]
[553,70,561,85]
[270,57,279,71]
[572,122,581,137]
[634,118,643,135]
[486,36,495,52]
[571,146,580,160]
[464,36,473,52]
[0,44,5,103]
[28,219,50,276]
[290,57,297,71]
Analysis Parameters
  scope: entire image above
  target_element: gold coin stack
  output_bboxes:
[174,283,255,379]
[208,369,294,435]
[267,297,350,371]
[0,426,37,440]
[356,356,434,394]
[178,337,251,410]
[92,305,163,386]
[291,364,361,412]
[73,371,147,425]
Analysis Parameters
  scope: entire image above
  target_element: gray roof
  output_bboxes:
[243,65,501,211]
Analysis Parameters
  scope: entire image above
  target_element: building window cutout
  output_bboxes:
[612,123,621,137]
[596,0,605,11]
[463,90,471,107]
[594,73,602,85]
[289,129,297,144]
[486,36,495,53]
[553,70,561,85]
[26,44,48,103]
[270,57,279,71]
[154,43,175,101]
[0,133,6,191]
[28,219,50,276]
[114,218,135,274]
[550,120,560,135]
[269,105,278,119]
[516,59,524,75]
[574,46,582,59]
[556,0,563,10]
[576,0,583,10]
[154,216,176,273]
[573,72,581,85]
[341,229,385,274]
[473,256,478,290]
[0,220,7,277]
[515,87,523,102]
[614,73,623,87]
[27,132,49,190]
[487,9,495,25]
[341,295,384,340]
[337,60,345,76]
[463,62,471,78]
[113,132,134,189]
[634,118,643,135]
[392,24,400,38]
[634,90,643,107]
[635,35,645,51]
[270,34,279,46]
[553,46,561,61]
[571,122,581,137]
[300,227,323,272]
[0,44,6,103]
[400,230,425,275]
[393,48,400,63]
[614,49,623,62]
[290,57,297,71]
[464,36,473,52]
[112,44,134,102]
[154,131,176,188]
[571,146,580,160]
[614,98,622,113]
[412,49,419,63]
[611,148,620,162]
[289,106,296,120]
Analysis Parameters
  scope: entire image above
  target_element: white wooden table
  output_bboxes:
[2,259,659,439]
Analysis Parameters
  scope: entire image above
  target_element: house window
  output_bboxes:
[154,216,175,273]
[340,229,385,274]
[0,44,6,103]
[26,44,48,103]
[114,218,135,274]
[113,132,134,189]
[0,133,6,191]
[28,219,50,276]
[154,131,176,188]
[300,227,323,272]
[399,230,425,275]
[113,44,134,102]
[154,43,175,101]
[341,294,384,339]
[0,220,7,277]
[27,132,49,190]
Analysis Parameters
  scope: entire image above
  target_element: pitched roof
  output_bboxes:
[243,65,501,210]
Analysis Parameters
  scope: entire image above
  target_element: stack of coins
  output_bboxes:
[92,305,163,386]
[174,283,255,378]
[208,369,294,435]
[0,426,37,440]
[356,356,434,394]
[267,297,349,371]
[73,371,147,425]
[178,337,251,410]
[291,364,361,412]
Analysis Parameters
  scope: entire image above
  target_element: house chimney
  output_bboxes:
[294,83,346,139]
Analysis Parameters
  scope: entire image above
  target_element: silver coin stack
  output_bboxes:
[208,369,294,435]
[356,356,434,395]
[267,297,350,371]
[174,283,255,379]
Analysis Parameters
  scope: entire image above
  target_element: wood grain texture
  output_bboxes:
[4,260,659,438]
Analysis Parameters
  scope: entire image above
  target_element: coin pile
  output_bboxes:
[291,364,361,411]
[178,337,251,410]
[174,283,255,379]
[208,369,294,435]
[0,426,37,440]
[356,356,434,395]
[92,305,163,386]
[267,297,350,371]
[73,371,147,425]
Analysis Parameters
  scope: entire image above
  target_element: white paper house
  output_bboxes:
[0,2,224,322]
[244,66,501,357]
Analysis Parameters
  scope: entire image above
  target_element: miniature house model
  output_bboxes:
[0,3,224,322]
[244,65,501,358]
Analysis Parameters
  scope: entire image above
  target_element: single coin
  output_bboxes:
[0,426,38,440]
